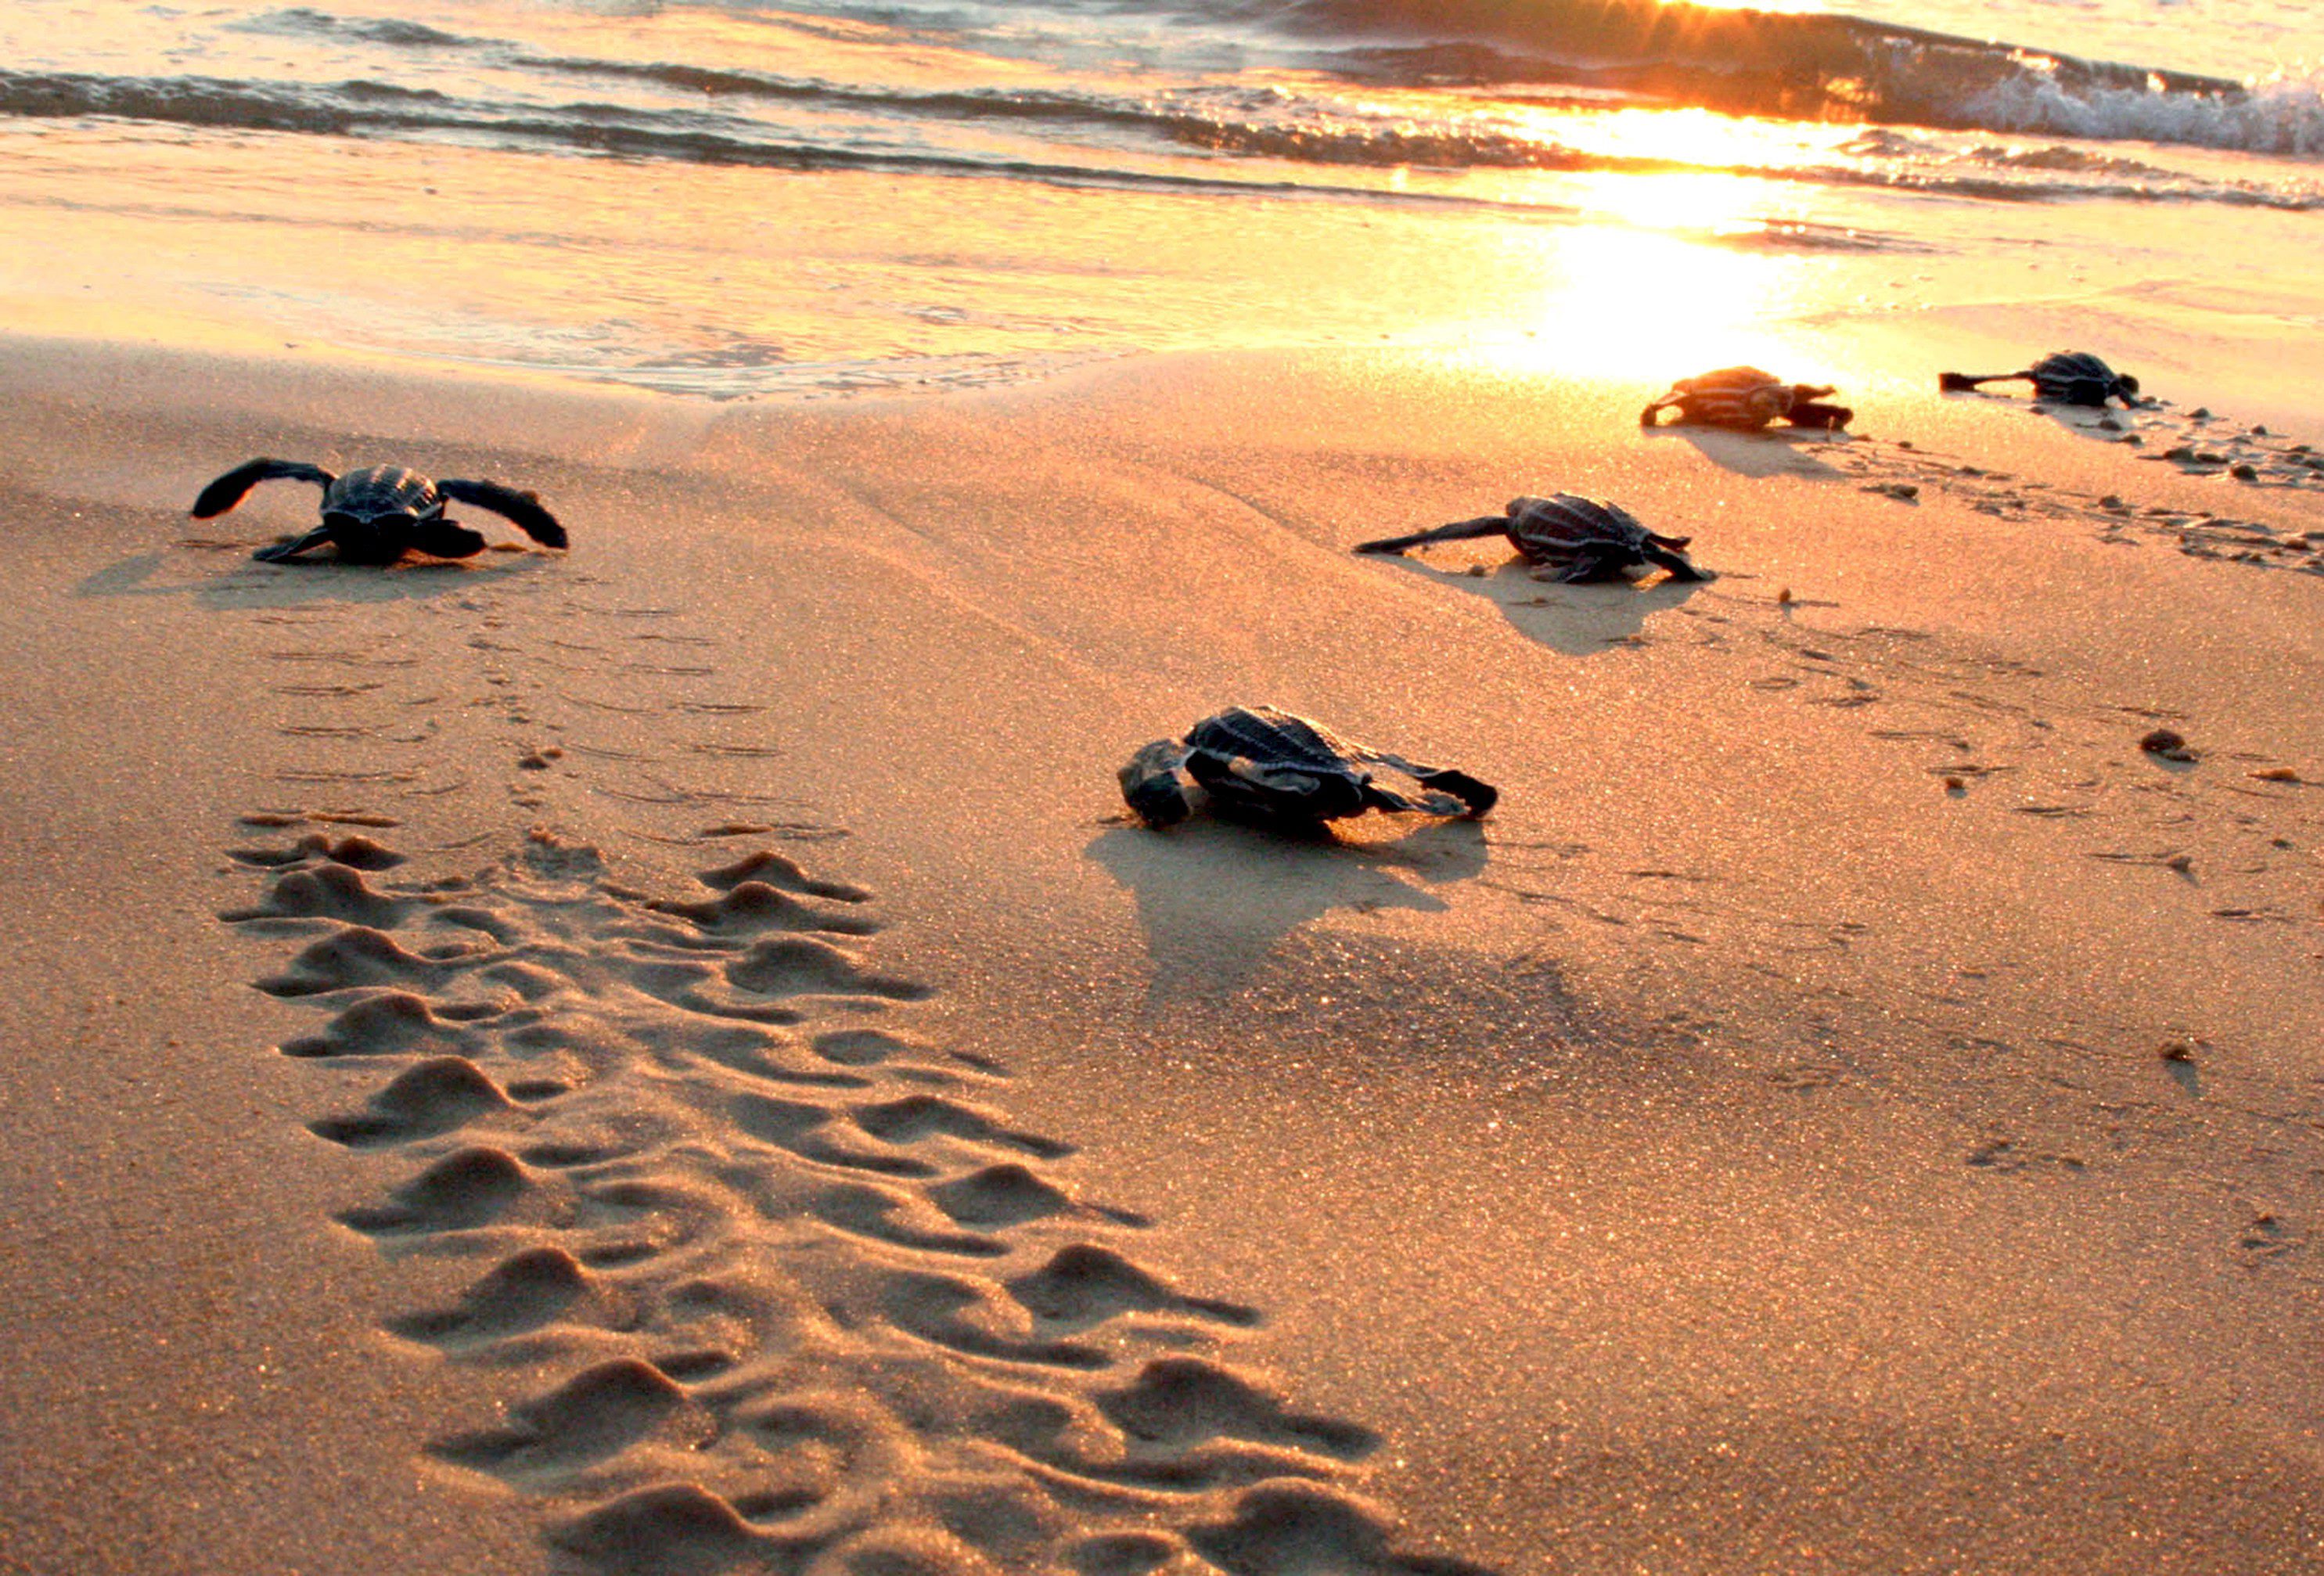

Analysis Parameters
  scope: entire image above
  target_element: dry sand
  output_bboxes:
[2,333,2321,1575]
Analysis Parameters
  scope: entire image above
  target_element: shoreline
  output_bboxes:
[4,330,2322,1574]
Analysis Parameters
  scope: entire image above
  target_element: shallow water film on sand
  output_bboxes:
[3,0,2322,394]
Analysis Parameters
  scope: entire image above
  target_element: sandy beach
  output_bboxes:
[3,310,2321,1574]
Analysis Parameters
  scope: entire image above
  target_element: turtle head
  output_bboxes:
[2114,372,2141,400]
[1119,738,1194,829]
[324,511,419,566]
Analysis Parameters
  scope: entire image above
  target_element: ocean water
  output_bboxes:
[3,0,2319,398]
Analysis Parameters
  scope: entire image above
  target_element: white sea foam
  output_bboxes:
[1966,63,2324,154]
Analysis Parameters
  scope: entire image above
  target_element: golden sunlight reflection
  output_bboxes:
[1489,186,1819,381]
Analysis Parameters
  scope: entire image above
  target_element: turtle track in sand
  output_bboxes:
[225,830,1488,1575]
[214,550,1488,1576]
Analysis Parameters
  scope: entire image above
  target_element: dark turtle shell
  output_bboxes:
[1642,367,1851,431]
[313,466,445,564]
[2027,351,2139,406]
[322,465,442,524]
[1502,495,1704,583]
[1120,706,1497,829]
[1351,493,1704,582]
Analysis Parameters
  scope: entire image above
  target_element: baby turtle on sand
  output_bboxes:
[192,459,567,563]
[1939,352,2142,408]
[1640,367,1852,431]
[1354,493,1705,583]
[1121,706,1497,829]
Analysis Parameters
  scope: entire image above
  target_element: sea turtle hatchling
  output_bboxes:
[1354,493,1706,583]
[1121,706,1498,829]
[1939,351,2142,408]
[191,459,568,563]
[1641,367,1853,431]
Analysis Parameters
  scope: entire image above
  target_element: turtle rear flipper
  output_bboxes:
[1786,400,1853,430]
[252,523,339,563]
[1120,738,1193,829]
[1352,513,1512,556]
[1640,542,1707,582]
[194,458,337,519]
[437,478,567,547]
[411,519,489,560]
[1358,751,1499,819]
[1412,767,1498,818]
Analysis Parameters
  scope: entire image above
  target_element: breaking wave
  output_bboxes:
[3,63,2315,213]
[225,0,2322,157]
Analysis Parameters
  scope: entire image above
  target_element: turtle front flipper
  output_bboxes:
[1352,514,1513,556]
[192,459,337,519]
[252,523,340,563]
[437,479,567,547]
[1120,738,1194,829]
[1937,371,2027,393]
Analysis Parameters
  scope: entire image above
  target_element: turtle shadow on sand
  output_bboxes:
[74,542,556,610]
[2031,401,2147,445]
[1642,424,1851,480]
[1087,817,1489,1003]
[1939,387,2145,446]
[1365,554,1703,657]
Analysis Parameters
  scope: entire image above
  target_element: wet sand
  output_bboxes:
[2,333,2321,1574]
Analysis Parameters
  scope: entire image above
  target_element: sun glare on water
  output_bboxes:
[1477,169,1826,381]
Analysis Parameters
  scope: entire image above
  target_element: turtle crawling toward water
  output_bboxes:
[1354,493,1705,583]
[1939,351,2142,408]
[1641,367,1852,431]
[1121,706,1497,829]
[192,459,567,563]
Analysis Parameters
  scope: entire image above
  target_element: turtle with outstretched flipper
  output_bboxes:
[1121,706,1497,830]
[191,459,567,563]
[1938,351,2142,408]
[1354,493,1705,583]
[1641,367,1852,431]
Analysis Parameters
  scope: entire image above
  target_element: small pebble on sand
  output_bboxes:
[2139,728,2196,761]
[2160,1040,2194,1063]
